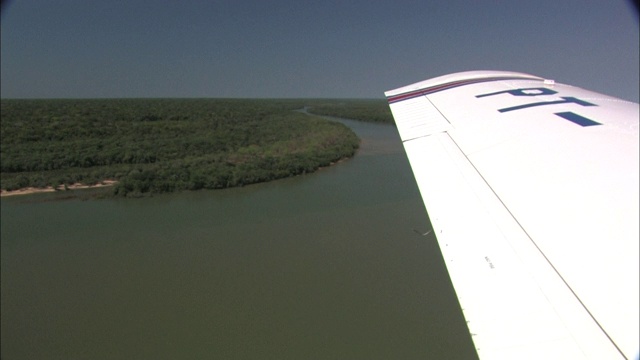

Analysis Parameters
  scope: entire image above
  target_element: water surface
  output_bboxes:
[1,118,477,359]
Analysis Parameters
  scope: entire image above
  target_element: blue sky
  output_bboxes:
[1,0,638,101]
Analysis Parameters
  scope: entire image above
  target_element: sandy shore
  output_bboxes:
[0,180,118,197]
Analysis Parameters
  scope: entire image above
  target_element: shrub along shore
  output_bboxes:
[1,99,391,197]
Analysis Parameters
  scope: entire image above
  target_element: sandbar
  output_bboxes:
[0,180,117,197]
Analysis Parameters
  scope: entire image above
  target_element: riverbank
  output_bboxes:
[0,180,117,197]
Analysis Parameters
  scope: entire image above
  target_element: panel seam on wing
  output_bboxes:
[444,132,629,360]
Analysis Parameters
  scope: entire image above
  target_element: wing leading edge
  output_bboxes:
[385,71,639,360]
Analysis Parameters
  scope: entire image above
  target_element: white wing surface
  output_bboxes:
[385,71,639,360]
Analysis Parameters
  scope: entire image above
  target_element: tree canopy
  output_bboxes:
[1,99,368,197]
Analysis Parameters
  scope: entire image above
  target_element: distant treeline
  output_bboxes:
[306,99,393,123]
[1,99,388,197]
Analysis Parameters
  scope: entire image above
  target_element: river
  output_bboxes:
[0,117,478,359]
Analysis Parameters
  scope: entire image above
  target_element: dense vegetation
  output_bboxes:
[1,99,369,197]
[306,99,393,123]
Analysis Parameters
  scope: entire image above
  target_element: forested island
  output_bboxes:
[1,99,392,197]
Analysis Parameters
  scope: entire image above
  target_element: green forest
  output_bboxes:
[306,99,393,123]
[1,99,390,197]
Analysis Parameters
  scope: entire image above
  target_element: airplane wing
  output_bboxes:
[385,71,639,360]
